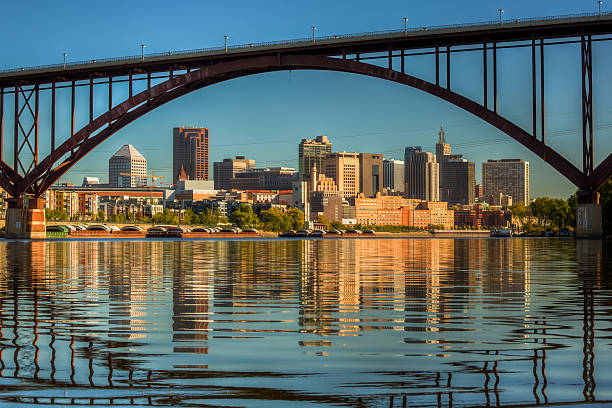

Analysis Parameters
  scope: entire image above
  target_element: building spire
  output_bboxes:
[438,125,445,144]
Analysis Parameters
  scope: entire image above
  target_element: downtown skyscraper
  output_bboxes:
[173,127,209,183]
[482,159,530,205]
[298,135,332,181]
[404,146,439,202]
[435,126,476,205]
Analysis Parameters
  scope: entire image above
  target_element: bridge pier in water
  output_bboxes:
[5,196,46,239]
[576,191,603,239]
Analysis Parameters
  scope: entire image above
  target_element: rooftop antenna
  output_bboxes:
[438,125,446,143]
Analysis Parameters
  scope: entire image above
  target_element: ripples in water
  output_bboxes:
[0,238,610,407]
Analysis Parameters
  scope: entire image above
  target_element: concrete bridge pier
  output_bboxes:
[5,196,46,239]
[576,191,603,239]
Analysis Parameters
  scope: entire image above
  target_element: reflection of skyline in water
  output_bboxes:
[0,238,609,407]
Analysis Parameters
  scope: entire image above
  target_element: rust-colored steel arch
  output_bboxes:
[18,54,607,197]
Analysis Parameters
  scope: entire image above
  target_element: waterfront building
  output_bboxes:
[323,152,360,199]
[213,156,255,190]
[358,153,384,197]
[482,159,530,204]
[404,146,439,201]
[173,180,217,201]
[298,135,332,181]
[310,191,344,222]
[82,177,100,187]
[108,144,147,188]
[400,203,454,229]
[383,159,405,192]
[348,193,422,226]
[45,188,99,218]
[435,127,476,205]
[173,127,210,183]
[454,204,511,228]
[230,167,295,191]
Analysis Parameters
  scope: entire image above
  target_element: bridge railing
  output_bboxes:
[1,11,611,75]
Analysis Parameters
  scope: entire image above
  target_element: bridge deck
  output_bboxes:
[1,13,612,86]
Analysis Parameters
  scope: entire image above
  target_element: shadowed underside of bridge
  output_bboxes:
[0,13,611,200]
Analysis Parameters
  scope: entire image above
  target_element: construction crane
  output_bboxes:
[119,169,165,186]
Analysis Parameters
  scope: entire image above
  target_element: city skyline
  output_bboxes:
[3,0,610,199]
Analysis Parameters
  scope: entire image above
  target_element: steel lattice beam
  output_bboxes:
[0,19,610,198]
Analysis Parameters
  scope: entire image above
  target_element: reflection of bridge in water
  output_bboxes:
[0,239,608,407]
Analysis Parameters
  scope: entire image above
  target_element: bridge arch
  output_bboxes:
[23,54,595,196]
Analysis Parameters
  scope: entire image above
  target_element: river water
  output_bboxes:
[0,238,610,407]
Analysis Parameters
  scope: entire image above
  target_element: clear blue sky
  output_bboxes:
[1,0,610,198]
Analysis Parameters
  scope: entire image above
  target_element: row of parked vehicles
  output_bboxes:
[147,226,257,234]
[46,224,259,235]
[279,229,375,237]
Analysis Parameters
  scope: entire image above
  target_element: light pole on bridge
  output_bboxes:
[140,44,146,60]
[311,26,317,42]
[224,35,229,52]
[62,53,67,69]
[498,9,504,24]
[599,1,604,15]
[403,17,409,35]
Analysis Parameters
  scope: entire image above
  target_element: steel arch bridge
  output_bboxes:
[0,13,611,199]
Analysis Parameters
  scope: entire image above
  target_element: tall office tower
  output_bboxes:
[440,158,476,205]
[435,127,476,205]
[322,152,360,199]
[108,144,147,187]
[482,159,530,205]
[213,156,255,190]
[173,127,209,184]
[298,135,332,181]
[358,153,383,197]
[383,159,405,192]
[404,146,439,201]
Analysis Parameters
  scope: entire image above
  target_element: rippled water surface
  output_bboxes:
[0,238,610,407]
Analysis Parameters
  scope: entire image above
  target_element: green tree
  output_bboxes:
[154,208,178,224]
[316,214,330,229]
[530,197,552,226]
[286,207,305,230]
[183,207,195,225]
[509,201,528,230]
[260,208,291,231]
[97,210,105,222]
[230,203,260,229]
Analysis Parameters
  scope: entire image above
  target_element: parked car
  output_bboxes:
[47,225,70,233]
[87,224,110,231]
[192,227,210,233]
[121,225,143,232]
[296,229,311,237]
[167,226,188,233]
[147,226,167,233]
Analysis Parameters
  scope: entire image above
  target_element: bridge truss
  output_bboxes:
[0,13,611,198]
